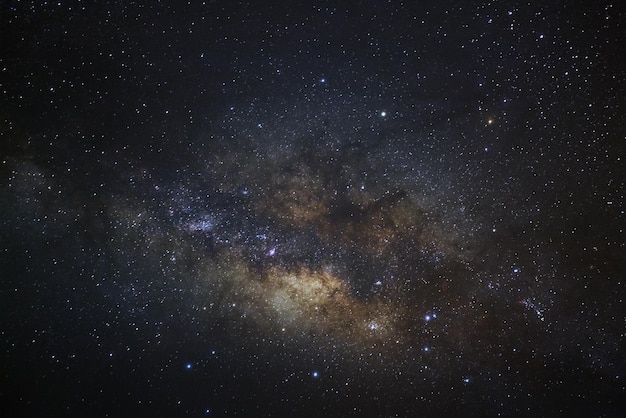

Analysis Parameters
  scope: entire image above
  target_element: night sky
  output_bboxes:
[1,1,625,417]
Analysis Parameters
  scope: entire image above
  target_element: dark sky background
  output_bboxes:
[1,1,625,417]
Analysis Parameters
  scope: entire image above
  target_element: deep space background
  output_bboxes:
[1,1,625,417]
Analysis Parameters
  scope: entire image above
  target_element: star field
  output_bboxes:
[1,1,625,417]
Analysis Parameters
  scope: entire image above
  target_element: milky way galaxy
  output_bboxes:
[1,1,625,417]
